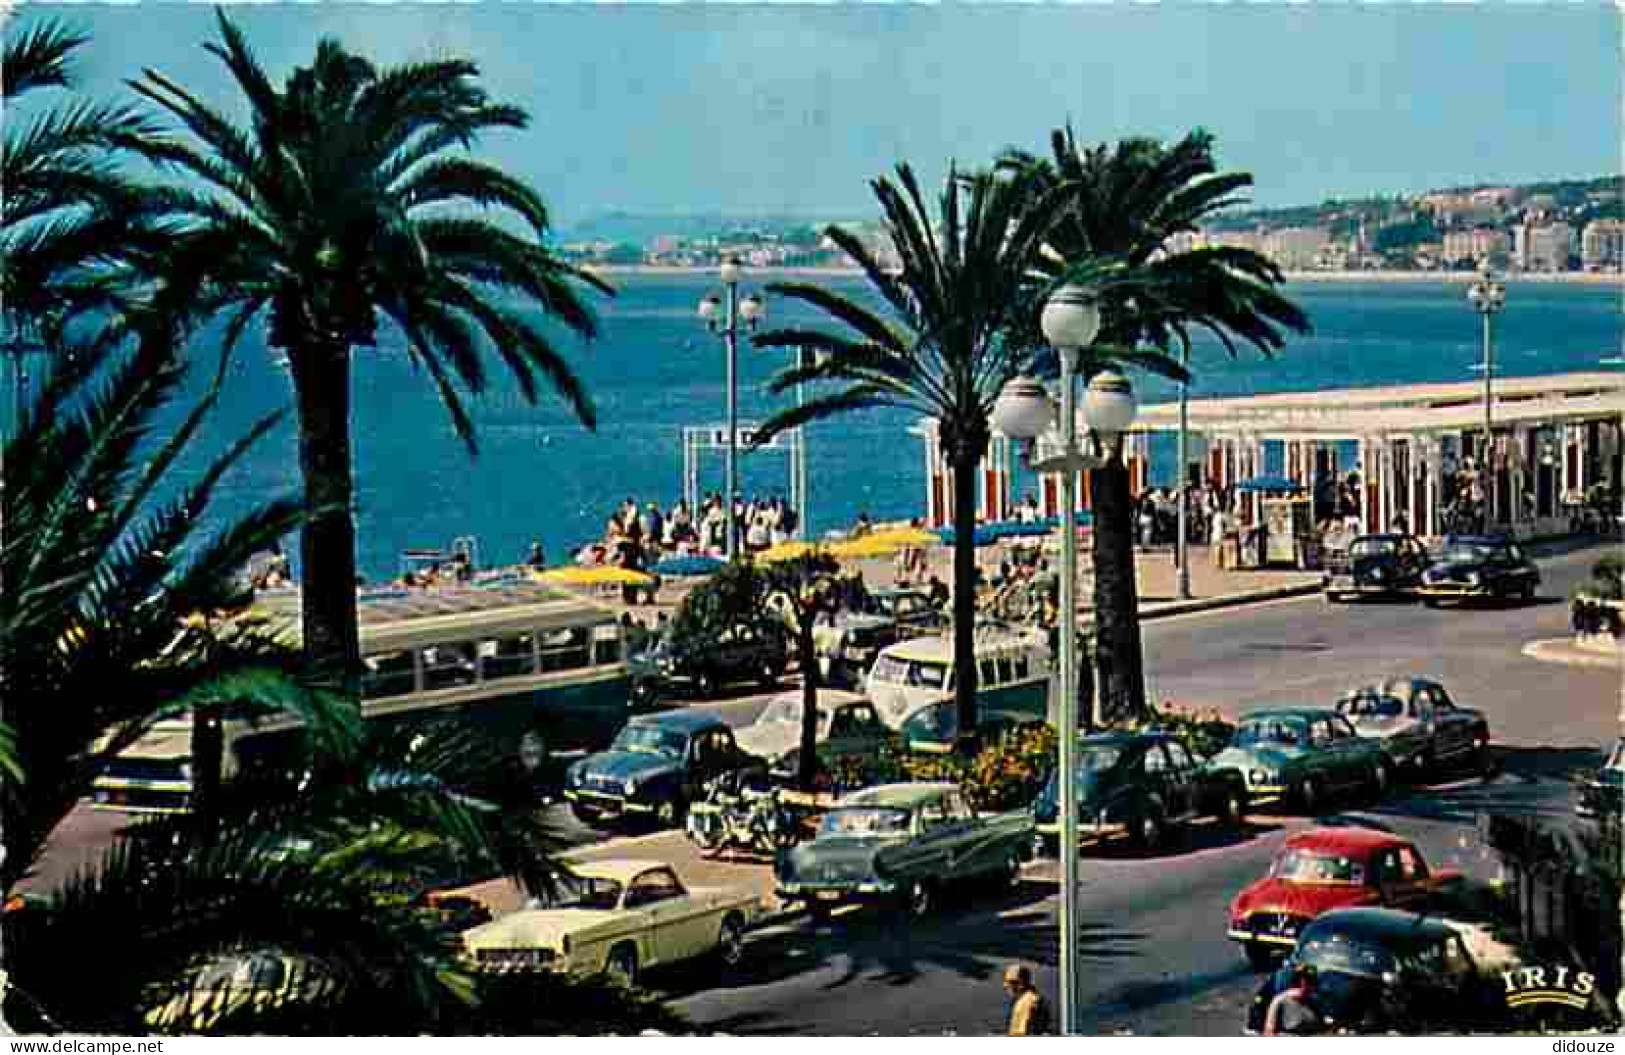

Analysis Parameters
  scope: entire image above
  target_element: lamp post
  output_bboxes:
[1176,345,1192,600]
[1467,260,1506,531]
[698,259,765,561]
[993,285,1135,1037]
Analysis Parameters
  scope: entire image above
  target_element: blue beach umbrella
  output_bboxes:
[1235,474,1301,495]
[651,555,726,577]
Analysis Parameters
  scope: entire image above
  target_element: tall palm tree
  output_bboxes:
[751,163,1062,743]
[127,11,612,691]
[758,552,842,790]
[1001,127,1311,721]
[1,18,166,388]
[0,326,352,892]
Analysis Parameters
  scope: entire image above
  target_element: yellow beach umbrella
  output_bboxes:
[864,526,940,547]
[828,536,907,559]
[534,565,655,587]
[757,540,824,564]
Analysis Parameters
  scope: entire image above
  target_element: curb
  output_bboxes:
[1139,581,1324,621]
[1521,637,1623,670]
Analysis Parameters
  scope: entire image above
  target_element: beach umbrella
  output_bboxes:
[651,555,725,577]
[1235,474,1301,494]
[758,540,825,563]
[534,565,655,587]
[864,526,940,547]
[828,536,908,559]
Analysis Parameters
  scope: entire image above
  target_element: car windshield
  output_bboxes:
[1233,719,1305,748]
[1272,849,1367,884]
[611,725,688,757]
[1042,745,1126,799]
[1336,694,1404,719]
[1351,538,1399,558]
[1440,542,1496,563]
[1296,936,1401,980]
[554,876,623,911]
[819,807,911,837]
[871,655,951,690]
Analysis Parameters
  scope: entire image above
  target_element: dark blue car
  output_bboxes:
[563,711,762,829]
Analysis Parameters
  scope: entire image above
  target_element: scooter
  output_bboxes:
[685,773,797,858]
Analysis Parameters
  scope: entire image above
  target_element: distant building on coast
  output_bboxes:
[1580,219,1624,272]
[1442,228,1511,267]
[1514,221,1577,271]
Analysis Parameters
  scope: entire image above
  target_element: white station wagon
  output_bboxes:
[460,859,760,986]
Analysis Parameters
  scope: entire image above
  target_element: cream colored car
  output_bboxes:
[460,859,760,986]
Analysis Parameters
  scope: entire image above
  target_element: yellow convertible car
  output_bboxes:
[460,859,760,986]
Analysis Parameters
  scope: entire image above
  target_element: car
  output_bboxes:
[1323,533,1432,602]
[774,781,1033,920]
[1228,828,1462,969]
[1576,736,1623,821]
[1334,677,1490,775]
[145,950,342,1033]
[731,690,892,784]
[459,859,760,987]
[1208,708,1391,812]
[1418,534,1541,606]
[1031,731,1248,855]
[562,711,763,828]
[812,589,945,688]
[1244,908,1494,1034]
[628,621,789,701]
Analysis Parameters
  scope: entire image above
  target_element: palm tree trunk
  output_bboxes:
[1089,458,1146,725]
[950,450,980,745]
[797,617,820,792]
[291,345,362,698]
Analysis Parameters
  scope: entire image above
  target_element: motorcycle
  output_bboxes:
[684,773,798,858]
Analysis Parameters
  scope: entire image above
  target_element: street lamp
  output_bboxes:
[698,259,766,561]
[1176,346,1192,600]
[993,284,1135,1038]
[1467,260,1506,531]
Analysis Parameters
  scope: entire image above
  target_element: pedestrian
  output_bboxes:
[1262,964,1323,1036]
[1003,963,1051,1036]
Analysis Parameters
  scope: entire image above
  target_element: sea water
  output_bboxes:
[102,274,1625,582]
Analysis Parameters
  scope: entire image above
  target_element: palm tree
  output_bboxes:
[1001,127,1311,722]
[1,18,166,395]
[758,552,842,790]
[751,163,1062,744]
[127,12,612,691]
[0,325,356,892]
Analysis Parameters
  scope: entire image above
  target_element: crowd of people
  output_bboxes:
[572,493,802,570]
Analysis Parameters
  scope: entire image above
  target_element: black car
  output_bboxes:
[1323,533,1431,602]
[1032,731,1248,855]
[562,711,763,828]
[1247,907,1606,1035]
[628,622,789,701]
[1577,737,1623,821]
[1418,534,1540,606]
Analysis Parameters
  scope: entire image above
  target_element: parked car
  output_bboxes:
[1228,828,1462,969]
[774,782,1033,919]
[628,622,789,701]
[1418,534,1541,606]
[460,859,760,987]
[1031,731,1248,855]
[1323,533,1431,602]
[731,690,892,784]
[813,588,945,688]
[865,627,1052,753]
[1334,677,1490,775]
[1208,708,1391,812]
[1577,736,1623,821]
[1244,908,1493,1034]
[563,711,762,828]
[146,951,341,1032]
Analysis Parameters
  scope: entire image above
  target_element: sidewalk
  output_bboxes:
[1522,635,1624,669]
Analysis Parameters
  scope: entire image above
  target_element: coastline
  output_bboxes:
[581,263,1624,286]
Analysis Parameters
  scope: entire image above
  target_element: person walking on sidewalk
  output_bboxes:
[1003,963,1051,1035]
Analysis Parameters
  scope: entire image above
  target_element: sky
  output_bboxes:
[13,1,1622,228]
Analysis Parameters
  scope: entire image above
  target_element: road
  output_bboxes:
[31,541,1618,1036]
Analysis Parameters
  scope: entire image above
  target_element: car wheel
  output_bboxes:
[1418,747,1437,777]
[758,660,781,688]
[1000,851,1022,887]
[1216,786,1246,828]
[606,943,639,988]
[1244,942,1278,972]
[1369,760,1391,800]
[717,912,747,970]
[1294,776,1323,815]
[1422,597,1440,609]
[654,797,686,829]
[1521,582,1537,602]
[903,880,933,919]
[695,670,718,698]
[1474,731,1494,777]
[1130,807,1165,851]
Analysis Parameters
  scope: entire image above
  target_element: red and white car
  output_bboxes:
[1228,827,1460,969]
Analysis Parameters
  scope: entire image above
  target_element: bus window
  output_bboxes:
[362,650,417,699]
[541,627,591,672]
[995,657,1014,685]
[592,625,621,666]
[979,660,998,687]
[1012,654,1030,681]
[422,643,477,690]
[480,634,536,680]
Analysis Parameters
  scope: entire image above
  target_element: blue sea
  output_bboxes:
[55,275,1625,583]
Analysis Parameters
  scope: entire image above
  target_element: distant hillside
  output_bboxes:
[560,211,850,245]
